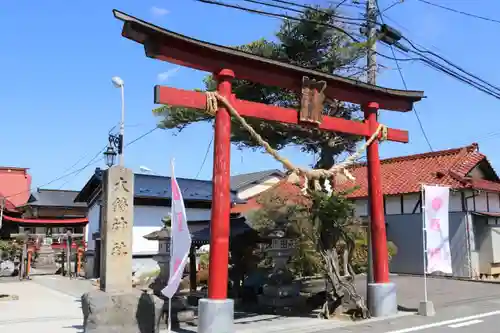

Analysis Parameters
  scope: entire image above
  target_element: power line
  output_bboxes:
[262,0,371,23]
[57,145,108,190]
[197,0,419,62]
[377,11,500,99]
[401,36,500,93]
[126,127,158,146]
[416,0,500,25]
[4,127,159,200]
[194,134,214,179]
[198,0,365,39]
[380,0,403,13]
[239,0,365,27]
[375,0,434,151]
[199,0,500,99]
[56,123,120,190]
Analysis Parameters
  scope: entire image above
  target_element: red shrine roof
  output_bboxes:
[0,167,32,211]
[0,167,88,225]
[232,143,500,213]
[113,10,424,112]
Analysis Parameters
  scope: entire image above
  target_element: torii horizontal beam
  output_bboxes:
[113,9,424,112]
[155,86,409,143]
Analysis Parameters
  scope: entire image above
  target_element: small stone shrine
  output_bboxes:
[143,218,195,328]
[258,228,305,309]
[81,166,163,333]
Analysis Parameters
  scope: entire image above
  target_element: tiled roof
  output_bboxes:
[231,143,500,213]
[134,173,243,202]
[0,167,32,211]
[75,168,244,204]
[340,143,500,197]
[28,189,87,208]
[230,169,285,191]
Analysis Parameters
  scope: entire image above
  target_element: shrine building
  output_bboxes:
[0,166,88,245]
[233,143,500,279]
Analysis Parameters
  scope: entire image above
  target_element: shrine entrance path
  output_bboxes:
[0,276,87,332]
[2,275,499,333]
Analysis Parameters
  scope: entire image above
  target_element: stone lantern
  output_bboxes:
[143,225,171,295]
[143,217,195,327]
[258,224,304,308]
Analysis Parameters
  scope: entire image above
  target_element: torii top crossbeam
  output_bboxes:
[113,10,423,112]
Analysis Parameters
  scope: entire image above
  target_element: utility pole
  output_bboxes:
[365,0,378,287]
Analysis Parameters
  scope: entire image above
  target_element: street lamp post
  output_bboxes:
[111,76,125,166]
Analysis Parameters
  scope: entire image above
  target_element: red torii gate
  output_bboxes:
[113,9,423,322]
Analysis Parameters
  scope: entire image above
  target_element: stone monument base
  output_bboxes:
[198,298,234,333]
[367,282,397,317]
[161,295,196,328]
[82,289,163,333]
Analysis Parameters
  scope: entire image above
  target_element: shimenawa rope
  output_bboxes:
[205,91,387,193]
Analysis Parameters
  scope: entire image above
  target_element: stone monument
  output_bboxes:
[81,166,163,333]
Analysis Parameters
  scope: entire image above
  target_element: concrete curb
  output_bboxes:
[394,273,500,285]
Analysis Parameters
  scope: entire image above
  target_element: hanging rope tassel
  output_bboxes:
[203,91,388,194]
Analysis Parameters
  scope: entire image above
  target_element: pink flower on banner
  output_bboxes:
[432,197,442,211]
[176,212,183,231]
[172,182,181,200]
[430,218,441,231]
[429,248,441,258]
[173,258,182,272]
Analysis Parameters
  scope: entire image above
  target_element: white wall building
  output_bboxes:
[344,143,500,278]
[230,169,284,200]
[75,168,244,277]
[234,144,500,278]
[76,168,284,278]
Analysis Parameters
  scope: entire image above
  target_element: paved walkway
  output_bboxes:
[0,274,499,333]
[0,278,83,333]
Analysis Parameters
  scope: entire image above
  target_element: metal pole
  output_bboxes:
[119,85,125,166]
[421,185,428,303]
[366,0,378,287]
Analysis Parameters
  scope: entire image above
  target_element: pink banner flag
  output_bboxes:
[161,160,192,298]
[423,185,452,274]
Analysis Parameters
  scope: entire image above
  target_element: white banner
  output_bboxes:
[161,160,192,298]
[423,185,452,274]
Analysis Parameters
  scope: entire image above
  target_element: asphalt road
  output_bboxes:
[7,274,500,333]
[319,290,500,333]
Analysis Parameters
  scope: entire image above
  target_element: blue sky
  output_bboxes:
[1,0,499,192]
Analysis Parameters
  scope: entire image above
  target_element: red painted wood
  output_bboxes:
[149,46,416,112]
[154,86,409,143]
[364,103,390,284]
[3,215,89,224]
[207,69,234,300]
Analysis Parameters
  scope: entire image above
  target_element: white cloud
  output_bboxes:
[150,6,169,17]
[157,67,180,83]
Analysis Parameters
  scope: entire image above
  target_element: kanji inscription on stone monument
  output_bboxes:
[100,166,134,293]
